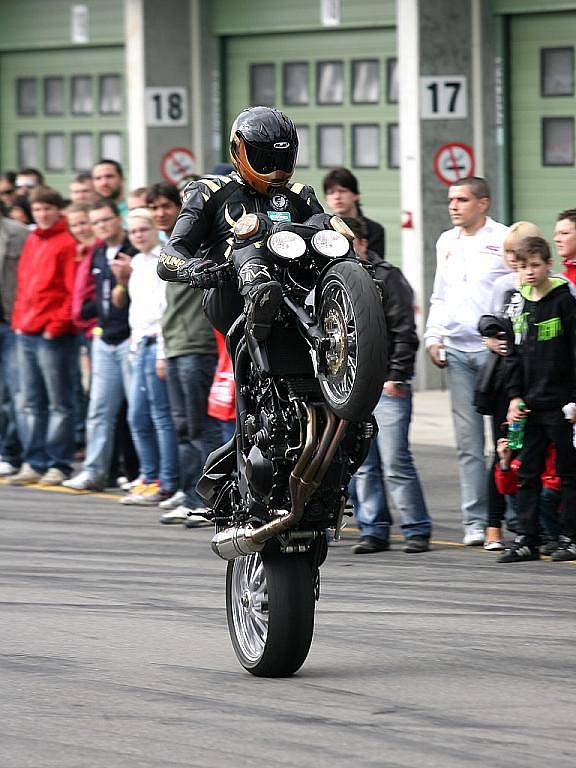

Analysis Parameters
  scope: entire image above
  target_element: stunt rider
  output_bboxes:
[157,106,324,338]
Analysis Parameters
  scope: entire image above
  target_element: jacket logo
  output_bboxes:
[536,316,562,341]
[271,194,288,211]
[274,142,290,149]
[159,252,186,271]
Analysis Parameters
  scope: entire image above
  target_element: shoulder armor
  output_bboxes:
[288,181,305,195]
[182,174,236,204]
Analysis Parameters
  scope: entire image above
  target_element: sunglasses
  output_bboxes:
[0,189,15,195]
[16,181,37,189]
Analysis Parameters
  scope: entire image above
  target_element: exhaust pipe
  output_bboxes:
[210,526,265,559]
[211,405,348,560]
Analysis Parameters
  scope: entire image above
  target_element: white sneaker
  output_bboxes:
[159,505,192,524]
[0,460,18,477]
[158,490,187,510]
[483,539,505,551]
[38,467,69,486]
[63,470,105,491]
[463,530,485,546]
[9,463,42,486]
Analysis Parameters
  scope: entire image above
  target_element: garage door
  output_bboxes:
[510,12,576,238]
[0,47,126,194]
[225,27,399,262]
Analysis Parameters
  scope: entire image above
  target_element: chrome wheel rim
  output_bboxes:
[320,278,358,405]
[230,553,269,663]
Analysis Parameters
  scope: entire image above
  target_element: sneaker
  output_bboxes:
[540,538,560,556]
[351,536,390,554]
[498,536,540,563]
[160,505,194,525]
[120,480,158,505]
[463,530,485,546]
[550,536,576,562]
[38,467,69,486]
[9,463,42,486]
[130,486,174,507]
[63,470,105,492]
[120,475,146,492]
[158,490,187,510]
[183,508,211,528]
[402,536,430,553]
[0,460,19,477]
[483,540,505,552]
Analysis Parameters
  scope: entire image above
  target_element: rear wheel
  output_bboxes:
[318,260,387,421]
[226,550,315,677]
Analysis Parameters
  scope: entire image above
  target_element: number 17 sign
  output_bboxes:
[420,76,467,120]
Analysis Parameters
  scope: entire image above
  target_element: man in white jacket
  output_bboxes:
[424,176,509,545]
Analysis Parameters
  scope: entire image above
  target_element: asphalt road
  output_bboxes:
[1,444,576,768]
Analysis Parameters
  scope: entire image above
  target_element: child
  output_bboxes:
[491,438,561,554]
[499,236,576,562]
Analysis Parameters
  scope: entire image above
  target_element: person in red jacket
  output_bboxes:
[554,208,576,285]
[10,187,79,486]
[491,438,562,555]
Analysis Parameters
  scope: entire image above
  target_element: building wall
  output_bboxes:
[210,0,395,34]
[0,0,124,49]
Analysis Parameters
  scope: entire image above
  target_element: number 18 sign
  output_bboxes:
[146,87,188,127]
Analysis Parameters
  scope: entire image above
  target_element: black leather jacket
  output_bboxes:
[157,173,323,281]
[367,251,419,381]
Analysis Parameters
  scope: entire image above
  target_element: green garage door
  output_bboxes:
[0,47,126,194]
[510,12,576,242]
[225,28,399,262]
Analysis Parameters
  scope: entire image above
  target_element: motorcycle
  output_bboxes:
[197,213,387,677]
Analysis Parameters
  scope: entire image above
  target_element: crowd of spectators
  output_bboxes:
[1,160,575,563]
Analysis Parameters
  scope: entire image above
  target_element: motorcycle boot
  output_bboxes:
[233,213,282,341]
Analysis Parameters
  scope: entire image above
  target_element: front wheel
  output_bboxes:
[226,551,316,677]
[318,260,387,421]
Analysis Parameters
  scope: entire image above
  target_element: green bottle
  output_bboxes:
[508,402,526,450]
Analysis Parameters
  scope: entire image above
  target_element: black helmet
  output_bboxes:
[229,106,298,195]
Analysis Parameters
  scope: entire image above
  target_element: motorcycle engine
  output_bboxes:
[242,396,300,511]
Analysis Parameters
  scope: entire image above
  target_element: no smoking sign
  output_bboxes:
[433,142,475,186]
[161,147,197,185]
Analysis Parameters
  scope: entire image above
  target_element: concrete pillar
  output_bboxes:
[124,0,216,189]
[397,0,501,389]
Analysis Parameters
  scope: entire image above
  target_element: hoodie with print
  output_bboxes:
[506,278,576,410]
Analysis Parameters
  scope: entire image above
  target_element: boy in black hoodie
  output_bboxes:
[500,236,576,562]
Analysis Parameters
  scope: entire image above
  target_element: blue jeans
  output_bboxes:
[128,340,179,491]
[445,347,488,532]
[0,323,22,465]
[220,419,235,444]
[166,353,221,508]
[71,335,89,445]
[354,387,432,541]
[16,332,76,472]
[84,336,132,479]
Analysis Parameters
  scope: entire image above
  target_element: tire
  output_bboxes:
[226,550,316,677]
[317,260,387,421]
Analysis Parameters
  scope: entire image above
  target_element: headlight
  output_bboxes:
[311,229,351,259]
[267,231,307,261]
